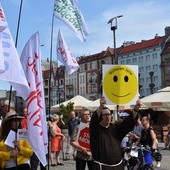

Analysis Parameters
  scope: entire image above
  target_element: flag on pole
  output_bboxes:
[57,29,79,74]
[0,3,7,73]
[0,2,7,32]
[54,0,89,42]
[20,32,48,166]
[0,35,5,73]
[0,4,30,99]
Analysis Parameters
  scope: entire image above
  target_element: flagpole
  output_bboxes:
[14,0,23,170]
[8,0,23,114]
[47,10,55,170]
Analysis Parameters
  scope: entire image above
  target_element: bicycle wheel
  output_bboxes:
[143,164,154,170]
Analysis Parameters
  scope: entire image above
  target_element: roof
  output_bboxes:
[119,36,164,55]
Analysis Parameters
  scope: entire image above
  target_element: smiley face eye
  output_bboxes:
[124,76,128,82]
[113,75,118,82]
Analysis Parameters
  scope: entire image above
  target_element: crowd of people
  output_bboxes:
[0,96,166,170]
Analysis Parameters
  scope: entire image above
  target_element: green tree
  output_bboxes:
[59,101,74,129]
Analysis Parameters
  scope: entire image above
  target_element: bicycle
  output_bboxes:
[123,144,154,170]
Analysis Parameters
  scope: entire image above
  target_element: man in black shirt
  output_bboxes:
[90,96,142,170]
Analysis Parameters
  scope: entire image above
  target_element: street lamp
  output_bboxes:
[108,15,123,64]
[149,71,155,94]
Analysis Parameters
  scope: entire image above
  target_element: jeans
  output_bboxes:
[76,157,93,170]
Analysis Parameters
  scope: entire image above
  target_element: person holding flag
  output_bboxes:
[0,112,33,170]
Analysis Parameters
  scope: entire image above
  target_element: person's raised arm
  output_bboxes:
[96,96,106,117]
[132,99,142,119]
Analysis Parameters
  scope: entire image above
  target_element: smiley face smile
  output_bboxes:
[111,93,130,97]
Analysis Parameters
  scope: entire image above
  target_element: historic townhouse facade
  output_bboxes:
[42,26,170,106]
[161,29,170,87]
[118,36,163,97]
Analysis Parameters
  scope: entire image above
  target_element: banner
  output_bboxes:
[76,122,91,155]
[0,4,29,99]
[54,0,89,42]
[0,3,7,73]
[57,29,79,74]
[0,3,7,32]
[20,32,48,166]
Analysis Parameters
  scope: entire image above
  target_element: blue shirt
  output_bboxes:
[68,118,80,136]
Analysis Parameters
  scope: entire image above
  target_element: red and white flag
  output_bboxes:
[0,4,29,99]
[57,29,79,74]
[20,32,48,166]
[0,2,7,73]
[0,2,7,32]
[54,0,89,42]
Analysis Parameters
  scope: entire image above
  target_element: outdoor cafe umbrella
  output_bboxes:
[86,99,133,111]
[141,86,170,111]
[51,95,92,112]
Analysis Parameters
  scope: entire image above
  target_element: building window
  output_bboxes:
[80,75,82,84]
[87,73,91,83]
[139,89,144,96]
[120,60,124,64]
[80,64,85,72]
[167,66,170,74]
[153,64,158,70]
[80,87,82,95]
[147,88,150,95]
[153,76,158,82]
[82,75,85,83]
[126,59,131,64]
[152,53,157,59]
[88,85,91,94]
[146,77,150,83]
[92,72,97,83]
[132,58,137,64]
[139,56,143,62]
[83,87,85,95]
[139,78,144,84]
[139,67,144,73]
[146,66,151,72]
[145,55,150,61]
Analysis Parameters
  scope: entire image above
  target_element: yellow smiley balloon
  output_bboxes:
[103,65,138,104]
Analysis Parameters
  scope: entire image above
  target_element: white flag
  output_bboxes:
[57,29,79,74]
[54,0,89,42]
[0,3,7,32]
[0,3,7,73]
[0,35,4,73]
[20,32,48,166]
[0,5,30,99]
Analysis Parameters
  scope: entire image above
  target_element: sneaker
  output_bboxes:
[57,163,64,166]
[51,164,57,166]
[156,161,161,167]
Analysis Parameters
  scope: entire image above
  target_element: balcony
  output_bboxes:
[66,84,74,90]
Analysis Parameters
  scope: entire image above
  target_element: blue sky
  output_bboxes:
[0,0,170,90]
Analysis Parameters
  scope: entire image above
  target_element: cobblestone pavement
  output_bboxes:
[39,143,170,170]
